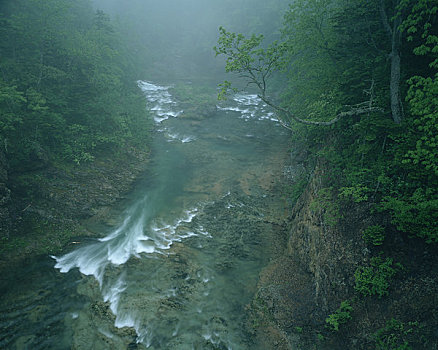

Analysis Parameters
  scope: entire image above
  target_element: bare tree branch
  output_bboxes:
[215,27,384,130]
[258,94,383,128]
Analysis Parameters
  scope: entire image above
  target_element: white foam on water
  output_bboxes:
[150,207,201,245]
[98,328,115,339]
[197,225,211,238]
[138,81,169,91]
[52,243,109,286]
[135,236,160,254]
[196,268,214,284]
[166,132,196,143]
[154,115,169,123]
[138,81,184,127]
[234,93,259,105]
[181,135,195,143]
[167,110,183,117]
[136,327,153,347]
[55,81,262,348]
[217,106,244,112]
[53,195,206,346]
[218,91,281,125]
[103,272,127,314]
[115,312,137,329]
[54,205,202,274]
[201,331,233,350]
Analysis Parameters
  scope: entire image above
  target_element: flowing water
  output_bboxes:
[0,81,290,350]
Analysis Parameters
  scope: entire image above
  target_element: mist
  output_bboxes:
[90,0,289,81]
[2,0,436,348]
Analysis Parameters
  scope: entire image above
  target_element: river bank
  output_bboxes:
[0,146,151,272]
[0,82,216,272]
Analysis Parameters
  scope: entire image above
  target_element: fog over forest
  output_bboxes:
[90,0,289,80]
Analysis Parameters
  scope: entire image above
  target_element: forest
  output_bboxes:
[219,0,437,347]
[0,0,437,349]
[0,0,153,168]
[216,0,438,244]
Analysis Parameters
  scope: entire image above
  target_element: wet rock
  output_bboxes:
[180,104,217,121]
[28,304,50,323]
[13,335,36,349]
[0,183,11,238]
[0,148,11,239]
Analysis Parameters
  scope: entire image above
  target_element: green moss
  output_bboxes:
[295,326,303,333]
[282,176,309,207]
[309,187,342,227]
[0,215,80,268]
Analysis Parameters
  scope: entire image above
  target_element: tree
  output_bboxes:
[378,0,438,243]
[0,0,151,167]
[379,0,404,124]
[214,25,382,129]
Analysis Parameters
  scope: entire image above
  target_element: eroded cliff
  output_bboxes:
[249,160,438,349]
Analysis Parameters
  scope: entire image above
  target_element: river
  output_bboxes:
[0,81,290,350]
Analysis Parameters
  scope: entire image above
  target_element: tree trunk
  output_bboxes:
[380,0,403,124]
[390,49,402,124]
[390,13,402,124]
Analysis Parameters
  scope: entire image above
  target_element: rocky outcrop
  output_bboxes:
[247,162,367,348]
[248,161,438,349]
[180,102,217,121]
[284,166,369,313]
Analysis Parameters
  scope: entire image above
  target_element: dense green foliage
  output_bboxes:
[0,0,151,170]
[374,319,423,350]
[216,0,438,244]
[354,256,401,298]
[362,225,386,246]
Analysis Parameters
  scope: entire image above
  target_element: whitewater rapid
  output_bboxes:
[52,81,283,349]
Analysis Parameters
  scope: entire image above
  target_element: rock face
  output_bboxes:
[247,162,366,349]
[285,165,368,313]
[0,148,11,240]
[249,161,438,349]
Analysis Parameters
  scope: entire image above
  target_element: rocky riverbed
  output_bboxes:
[0,81,296,349]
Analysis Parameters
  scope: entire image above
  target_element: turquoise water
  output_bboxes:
[0,81,289,349]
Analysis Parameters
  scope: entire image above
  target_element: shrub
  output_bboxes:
[354,256,401,298]
[325,300,353,331]
[374,318,421,350]
[362,225,386,246]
